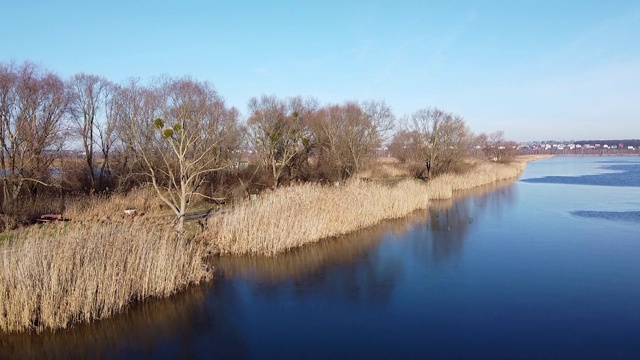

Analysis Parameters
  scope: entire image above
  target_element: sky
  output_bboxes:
[2,0,639,141]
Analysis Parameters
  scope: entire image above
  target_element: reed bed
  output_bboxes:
[0,222,210,333]
[203,157,542,256]
[63,186,165,223]
[204,179,431,256]
[425,161,526,199]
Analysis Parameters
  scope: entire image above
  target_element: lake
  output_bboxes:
[2,156,640,359]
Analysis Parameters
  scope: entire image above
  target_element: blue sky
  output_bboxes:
[2,0,639,141]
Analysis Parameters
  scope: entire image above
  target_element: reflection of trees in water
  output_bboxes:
[216,181,518,305]
[214,213,431,306]
[214,212,428,284]
[465,179,518,219]
[415,180,518,264]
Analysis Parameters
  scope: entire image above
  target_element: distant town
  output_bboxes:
[516,139,640,155]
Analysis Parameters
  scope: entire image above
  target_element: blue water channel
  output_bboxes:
[2,156,640,359]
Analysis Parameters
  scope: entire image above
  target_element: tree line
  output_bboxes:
[0,60,515,230]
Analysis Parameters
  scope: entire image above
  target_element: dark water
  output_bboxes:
[2,157,640,359]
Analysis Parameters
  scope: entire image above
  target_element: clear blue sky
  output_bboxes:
[2,0,639,141]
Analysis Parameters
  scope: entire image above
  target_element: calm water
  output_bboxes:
[2,156,640,359]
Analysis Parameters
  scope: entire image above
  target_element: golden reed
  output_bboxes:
[203,156,547,256]
[0,222,210,333]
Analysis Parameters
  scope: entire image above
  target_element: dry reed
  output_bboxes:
[63,186,165,223]
[0,222,210,333]
[206,157,552,256]
[425,161,526,199]
[205,179,432,256]
[203,157,544,256]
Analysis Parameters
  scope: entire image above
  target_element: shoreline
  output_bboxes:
[0,155,549,334]
[202,155,550,256]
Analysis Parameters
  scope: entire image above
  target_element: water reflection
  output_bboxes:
[413,180,517,265]
[213,211,428,284]
[0,286,210,359]
[0,179,522,359]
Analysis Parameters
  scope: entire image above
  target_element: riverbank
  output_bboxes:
[0,155,548,333]
[202,155,550,256]
[0,223,210,333]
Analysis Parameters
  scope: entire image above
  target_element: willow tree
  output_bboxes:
[124,77,240,232]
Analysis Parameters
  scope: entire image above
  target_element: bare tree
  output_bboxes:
[97,82,119,184]
[480,130,518,163]
[124,77,239,232]
[388,129,421,162]
[312,101,394,180]
[247,95,308,188]
[409,107,470,178]
[0,61,67,224]
[67,73,110,190]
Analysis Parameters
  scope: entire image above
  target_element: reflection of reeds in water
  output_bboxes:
[428,178,519,211]
[215,178,522,283]
[0,223,211,333]
[213,210,430,283]
[0,285,207,359]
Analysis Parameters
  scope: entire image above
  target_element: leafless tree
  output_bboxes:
[0,61,67,223]
[67,73,110,190]
[479,130,518,163]
[311,100,394,180]
[408,107,470,178]
[247,95,309,188]
[123,77,240,232]
[388,129,421,162]
[97,82,119,184]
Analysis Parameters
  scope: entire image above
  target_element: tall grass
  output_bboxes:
[63,186,165,223]
[0,222,210,333]
[203,157,543,256]
[425,161,526,199]
[205,179,432,256]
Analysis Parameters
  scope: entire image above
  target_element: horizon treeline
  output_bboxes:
[0,60,512,230]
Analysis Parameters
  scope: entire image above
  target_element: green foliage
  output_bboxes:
[162,128,174,138]
[172,123,182,132]
[268,131,281,143]
[154,118,165,129]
